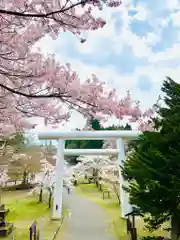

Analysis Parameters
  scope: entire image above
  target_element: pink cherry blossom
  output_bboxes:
[137,120,155,132]
[0,0,156,139]
[0,0,123,137]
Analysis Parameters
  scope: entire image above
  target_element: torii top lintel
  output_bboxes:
[38,130,141,141]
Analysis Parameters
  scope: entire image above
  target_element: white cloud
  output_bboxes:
[149,43,180,63]
[142,32,161,45]
[171,11,180,26]
[113,4,160,58]
[166,0,180,11]
[131,4,148,21]
[74,18,118,55]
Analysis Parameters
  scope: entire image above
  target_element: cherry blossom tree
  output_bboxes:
[0,0,122,136]
[0,0,156,139]
[72,155,121,201]
[100,163,120,202]
[72,155,109,177]
[32,156,73,206]
[72,155,116,179]
[43,169,55,208]
[0,133,25,184]
[7,147,44,185]
[0,58,149,137]
[0,0,122,41]
[0,170,9,188]
[31,163,54,206]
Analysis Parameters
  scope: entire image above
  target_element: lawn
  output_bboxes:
[0,190,67,240]
[76,183,169,240]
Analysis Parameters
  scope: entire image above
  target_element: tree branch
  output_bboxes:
[0,83,63,98]
[0,83,99,109]
[0,1,86,18]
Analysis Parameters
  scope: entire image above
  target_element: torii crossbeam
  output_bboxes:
[38,130,141,219]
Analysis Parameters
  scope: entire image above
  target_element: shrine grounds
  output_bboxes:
[1,189,67,240]
[0,183,170,240]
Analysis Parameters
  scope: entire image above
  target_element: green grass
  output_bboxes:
[76,183,169,240]
[0,190,67,240]
[1,189,30,202]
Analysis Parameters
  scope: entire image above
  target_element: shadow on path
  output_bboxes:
[62,188,117,240]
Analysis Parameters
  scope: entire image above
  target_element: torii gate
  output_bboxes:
[38,130,141,220]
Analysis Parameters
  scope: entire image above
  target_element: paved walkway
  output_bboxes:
[62,188,117,240]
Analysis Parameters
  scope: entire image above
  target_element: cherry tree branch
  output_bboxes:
[0,83,98,108]
[0,83,63,98]
[0,83,99,120]
[0,1,87,18]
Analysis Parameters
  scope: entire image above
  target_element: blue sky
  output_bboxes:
[34,0,180,132]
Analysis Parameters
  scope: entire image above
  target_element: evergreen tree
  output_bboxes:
[65,119,103,164]
[122,78,180,240]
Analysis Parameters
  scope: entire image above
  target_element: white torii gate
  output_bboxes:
[38,130,141,220]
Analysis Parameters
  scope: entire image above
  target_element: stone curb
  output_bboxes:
[51,213,68,240]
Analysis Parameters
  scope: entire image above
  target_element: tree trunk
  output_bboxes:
[22,170,28,185]
[93,168,99,186]
[92,168,96,182]
[171,213,180,240]
[39,187,43,203]
[48,191,52,208]
[95,180,99,188]
[112,184,120,204]
[74,179,77,186]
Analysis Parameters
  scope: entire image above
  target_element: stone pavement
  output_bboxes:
[62,188,117,240]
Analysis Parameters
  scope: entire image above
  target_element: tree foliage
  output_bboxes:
[0,133,25,167]
[122,78,180,240]
[0,1,154,138]
[7,145,43,184]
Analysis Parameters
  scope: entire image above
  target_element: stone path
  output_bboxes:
[62,188,117,240]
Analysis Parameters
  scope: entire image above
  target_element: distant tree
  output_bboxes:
[85,118,104,149]
[105,123,131,131]
[0,133,26,184]
[7,145,43,184]
[44,145,56,166]
[122,78,180,240]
